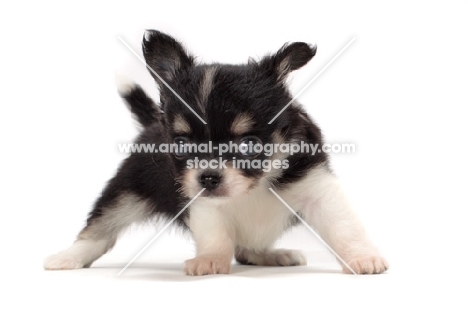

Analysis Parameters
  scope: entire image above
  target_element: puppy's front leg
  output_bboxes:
[292,165,388,274]
[184,202,235,276]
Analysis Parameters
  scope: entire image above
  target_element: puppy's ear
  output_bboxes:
[261,42,316,81]
[142,30,194,83]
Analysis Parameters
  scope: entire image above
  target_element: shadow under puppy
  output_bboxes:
[44,30,388,275]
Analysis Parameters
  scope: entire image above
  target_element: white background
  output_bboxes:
[1,0,467,310]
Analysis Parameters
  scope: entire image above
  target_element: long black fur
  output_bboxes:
[120,85,162,127]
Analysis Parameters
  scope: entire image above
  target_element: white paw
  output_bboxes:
[184,255,231,276]
[43,253,86,270]
[262,249,307,266]
[343,255,389,274]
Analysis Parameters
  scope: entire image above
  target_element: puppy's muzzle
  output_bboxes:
[199,170,222,191]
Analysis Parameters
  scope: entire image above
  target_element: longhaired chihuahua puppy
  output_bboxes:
[44,30,388,275]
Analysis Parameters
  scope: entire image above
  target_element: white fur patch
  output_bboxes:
[44,239,109,270]
[184,181,296,275]
[173,115,191,134]
[190,180,293,253]
[180,169,199,198]
[221,167,254,198]
[198,66,217,113]
[231,113,254,136]
[279,164,388,274]
[114,73,135,95]
[185,198,235,275]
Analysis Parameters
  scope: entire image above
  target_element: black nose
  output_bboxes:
[199,171,221,191]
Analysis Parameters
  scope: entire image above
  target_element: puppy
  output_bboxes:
[44,30,388,275]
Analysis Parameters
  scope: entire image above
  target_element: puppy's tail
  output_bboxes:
[115,74,162,127]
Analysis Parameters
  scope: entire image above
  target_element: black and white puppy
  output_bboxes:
[44,30,388,275]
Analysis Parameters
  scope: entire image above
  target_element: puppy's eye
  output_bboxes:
[174,137,190,158]
[239,136,262,158]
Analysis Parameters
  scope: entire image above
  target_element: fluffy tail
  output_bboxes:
[115,75,162,127]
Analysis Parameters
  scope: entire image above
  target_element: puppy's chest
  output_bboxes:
[222,187,294,250]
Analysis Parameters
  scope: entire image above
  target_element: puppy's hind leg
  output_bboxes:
[44,193,152,270]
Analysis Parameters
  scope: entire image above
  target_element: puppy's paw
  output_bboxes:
[343,255,389,274]
[43,253,85,270]
[236,248,307,266]
[263,249,307,266]
[184,255,231,276]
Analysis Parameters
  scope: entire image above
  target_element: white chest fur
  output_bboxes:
[189,181,295,252]
[223,185,294,250]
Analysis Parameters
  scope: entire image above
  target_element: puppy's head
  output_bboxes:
[142,30,322,199]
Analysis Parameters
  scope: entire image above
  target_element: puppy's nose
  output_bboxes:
[199,171,221,191]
